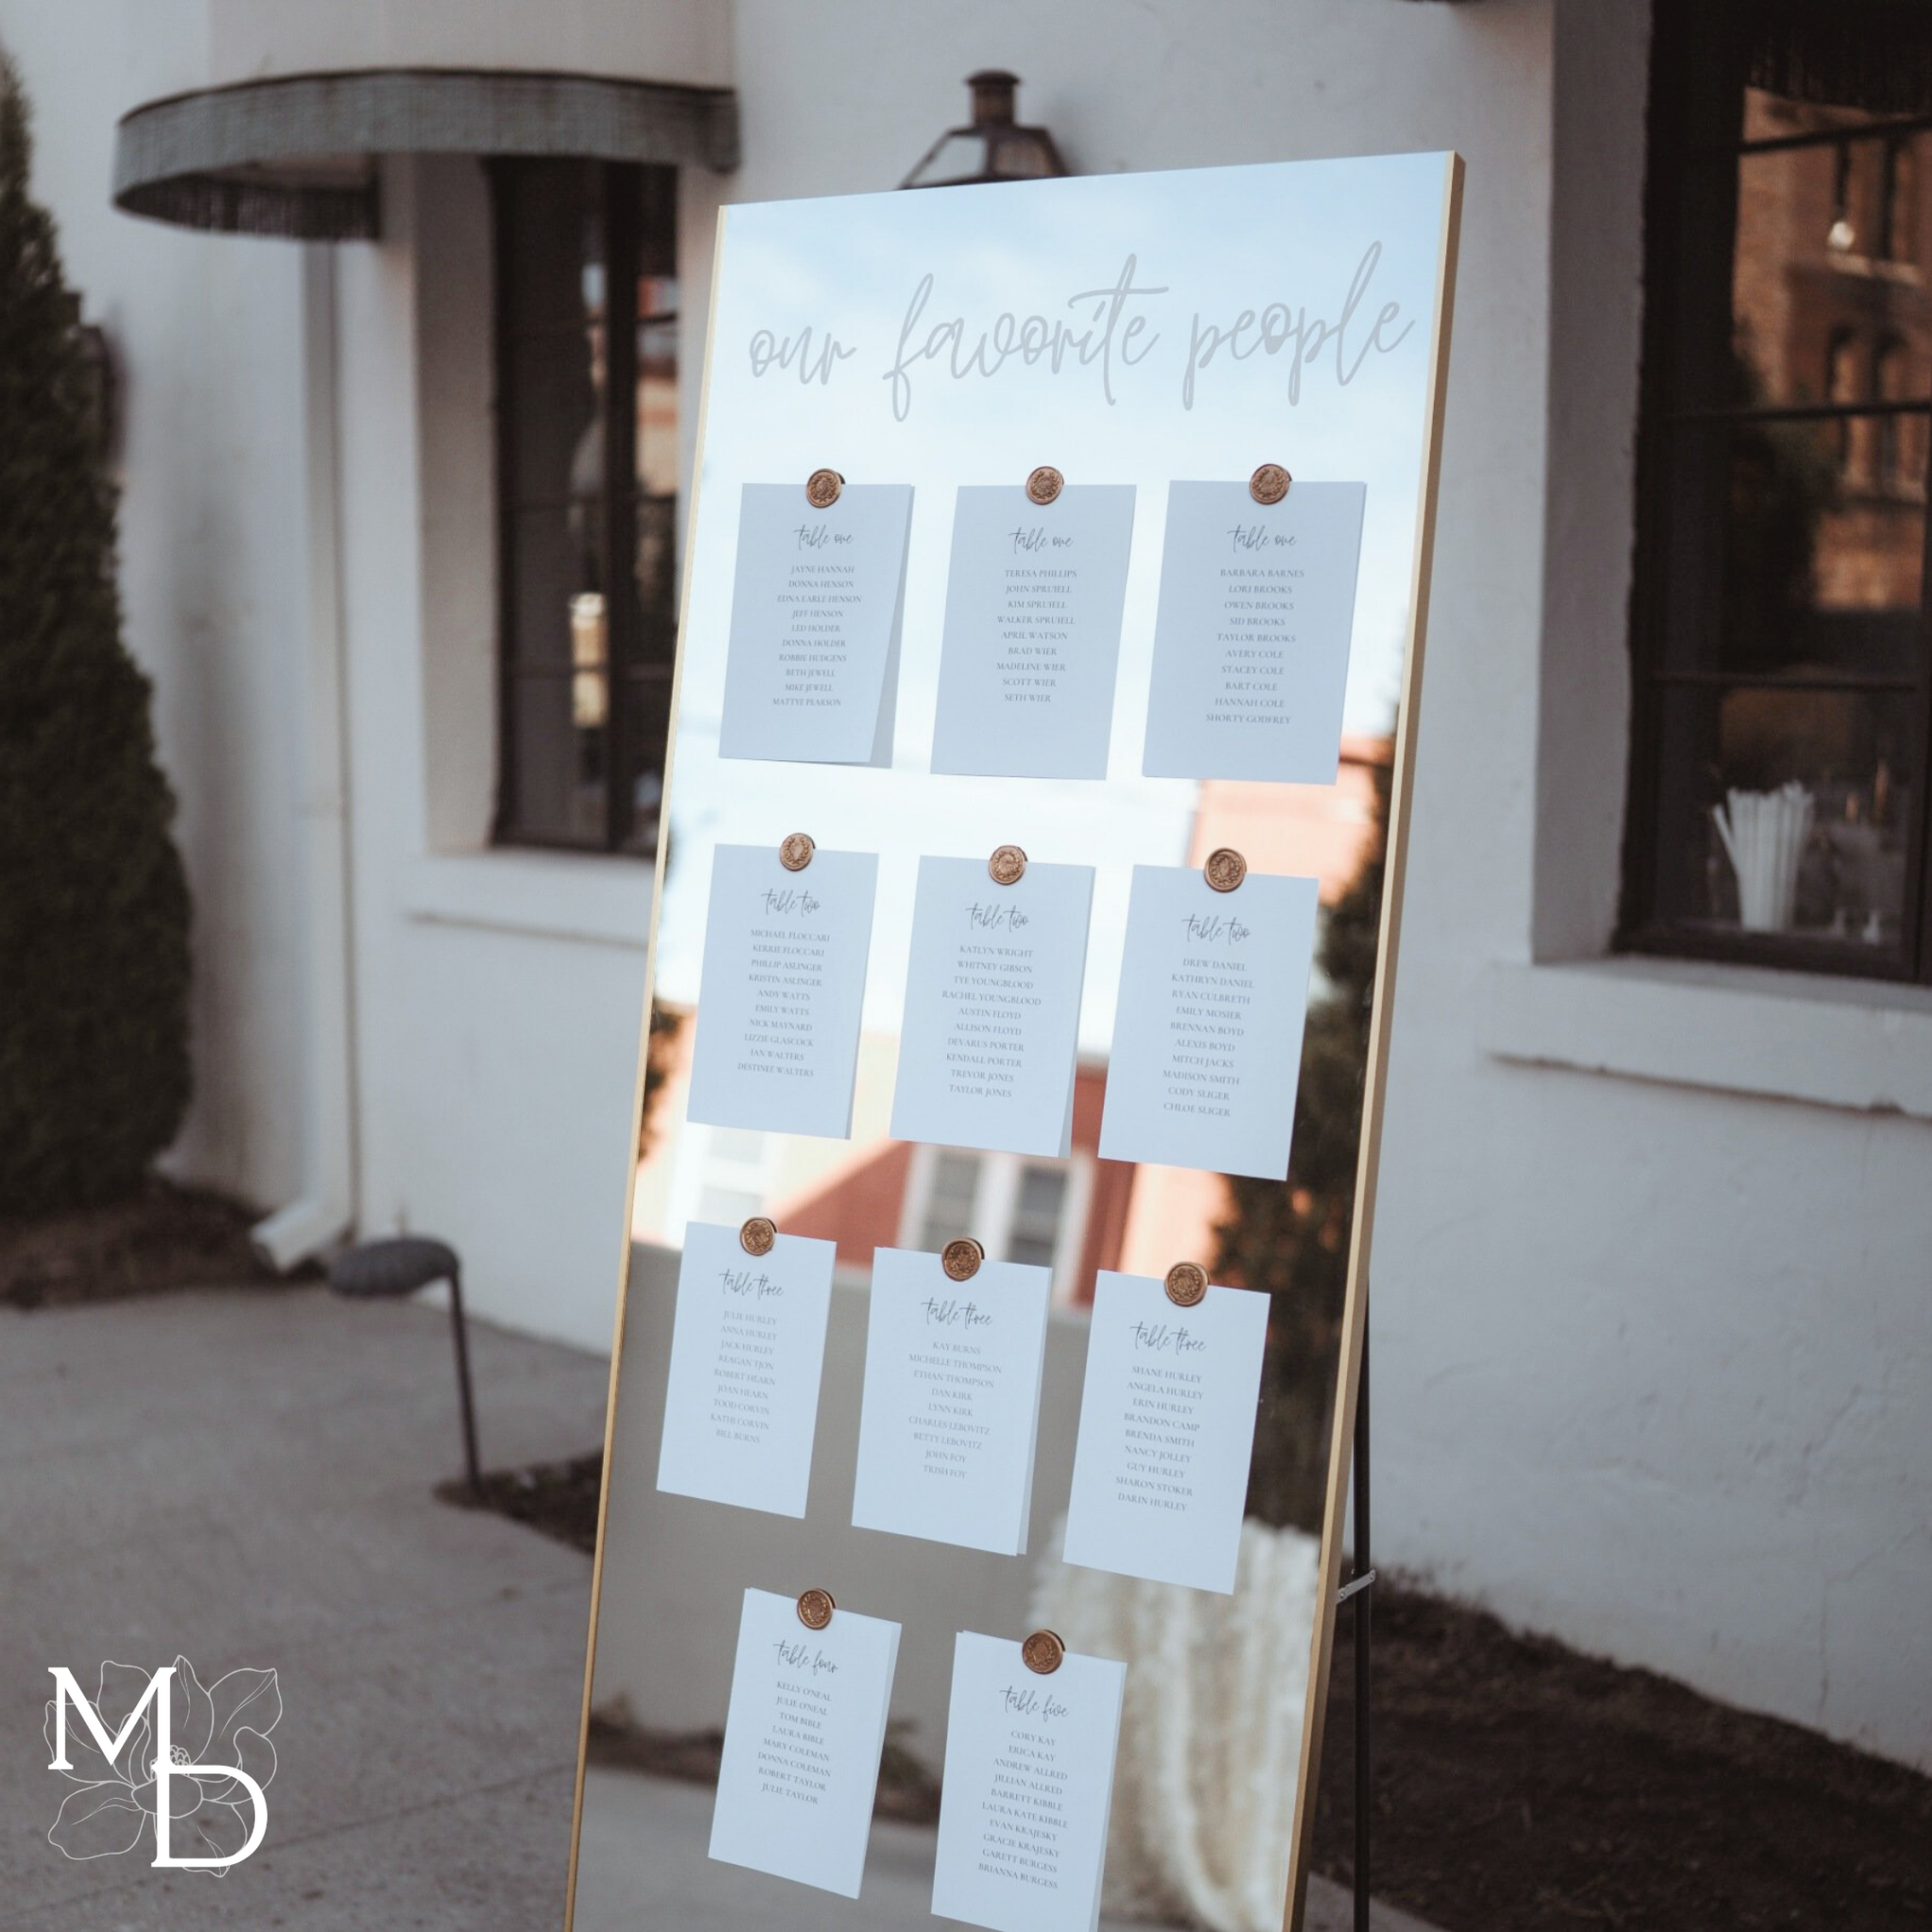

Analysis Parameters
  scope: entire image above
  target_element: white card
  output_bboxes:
[1142,479,1367,781]
[1097,863,1318,1179]
[930,1631,1126,1932]
[719,482,913,766]
[686,842,877,1140]
[708,1588,902,1898]
[655,1221,837,1518]
[890,856,1093,1158]
[849,1247,1051,1556]
[929,484,1137,779]
[1061,1269,1271,1593]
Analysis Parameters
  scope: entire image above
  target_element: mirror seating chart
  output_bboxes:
[567,152,1461,1932]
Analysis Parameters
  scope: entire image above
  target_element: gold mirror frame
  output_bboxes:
[563,153,1463,1932]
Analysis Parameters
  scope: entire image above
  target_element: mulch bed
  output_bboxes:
[435,1451,606,1551]
[1314,1581,1932,1931]
[0,1177,285,1309]
[452,1455,1932,1930]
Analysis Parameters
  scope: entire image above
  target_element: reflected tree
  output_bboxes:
[1215,758,1388,1533]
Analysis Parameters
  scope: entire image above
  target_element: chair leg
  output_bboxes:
[447,1268,484,1497]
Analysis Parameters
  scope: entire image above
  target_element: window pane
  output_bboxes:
[1661,412,1925,676]
[507,335,604,512]
[635,491,678,664]
[1732,103,1932,409]
[499,160,601,337]
[1647,682,1914,958]
[506,505,604,673]
[619,675,674,856]
[506,674,609,846]
[496,159,676,855]
[634,278,681,666]
[637,285,680,492]
[919,1151,981,1249]
[1007,1164,1069,1270]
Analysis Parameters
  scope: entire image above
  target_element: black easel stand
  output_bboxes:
[1333,1313,1375,1932]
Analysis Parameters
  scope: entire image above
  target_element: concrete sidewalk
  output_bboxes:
[1,1285,609,1929]
[0,1285,1436,1932]
[576,1769,1440,1932]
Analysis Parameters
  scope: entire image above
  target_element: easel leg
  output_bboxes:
[1354,1316,1371,1932]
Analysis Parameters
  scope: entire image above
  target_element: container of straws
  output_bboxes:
[1712,782,1814,932]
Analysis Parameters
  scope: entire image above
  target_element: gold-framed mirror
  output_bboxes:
[564,150,1461,1932]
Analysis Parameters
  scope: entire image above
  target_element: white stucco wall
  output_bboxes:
[1377,1,1932,1774]
[326,157,651,1354]
[201,0,732,91]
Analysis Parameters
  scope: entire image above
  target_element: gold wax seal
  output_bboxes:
[1204,847,1247,892]
[740,1216,776,1257]
[1249,462,1291,506]
[805,468,843,508]
[1025,465,1064,506]
[988,844,1027,886]
[779,832,815,872]
[941,1237,985,1282]
[796,1588,835,1630]
[1165,1261,1208,1307]
[1022,1629,1066,1675]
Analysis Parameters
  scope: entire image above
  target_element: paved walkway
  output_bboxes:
[576,1769,1439,1932]
[1,1285,609,1929]
[0,1286,1435,1931]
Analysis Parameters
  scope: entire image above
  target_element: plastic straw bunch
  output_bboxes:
[1712,781,1813,932]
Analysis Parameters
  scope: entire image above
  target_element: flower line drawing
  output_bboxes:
[44,1658,281,1874]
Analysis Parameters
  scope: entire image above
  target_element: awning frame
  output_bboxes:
[113,66,741,241]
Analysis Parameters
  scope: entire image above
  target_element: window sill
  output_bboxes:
[1479,956,1932,1121]
[399,849,653,950]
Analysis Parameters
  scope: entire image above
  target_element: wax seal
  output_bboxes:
[941,1237,985,1282]
[779,832,815,872]
[1025,465,1064,506]
[1165,1261,1208,1307]
[796,1588,836,1630]
[740,1216,776,1257]
[988,844,1027,886]
[805,468,844,508]
[1022,1629,1066,1675]
[1249,462,1291,506]
[1204,847,1247,892]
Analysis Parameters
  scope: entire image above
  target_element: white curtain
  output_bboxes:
[1029,1519,1324,1932]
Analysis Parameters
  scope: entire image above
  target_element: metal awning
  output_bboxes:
[112,67,740,241]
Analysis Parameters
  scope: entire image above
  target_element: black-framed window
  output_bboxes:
[1624,5,1932,980]
[491,159,678,854]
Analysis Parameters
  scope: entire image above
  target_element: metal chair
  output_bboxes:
[325,1237,482,1496]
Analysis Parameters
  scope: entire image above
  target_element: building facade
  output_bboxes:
[2,0,1926,1770]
